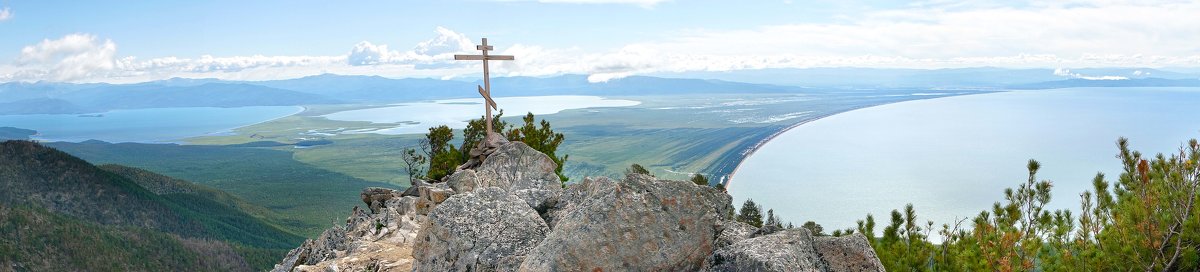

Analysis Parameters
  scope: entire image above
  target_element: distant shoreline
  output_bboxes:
[722,92,997,190]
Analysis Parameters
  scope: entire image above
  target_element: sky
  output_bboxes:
[0,0,1197,83]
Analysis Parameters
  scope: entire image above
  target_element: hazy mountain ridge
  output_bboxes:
[654,67,1199,88]
[2,68,1196,115]
[0,140,304,270]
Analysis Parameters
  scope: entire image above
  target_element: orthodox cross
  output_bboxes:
[454,38,514,136]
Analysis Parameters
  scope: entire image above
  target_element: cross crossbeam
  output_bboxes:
[455,38,514,136]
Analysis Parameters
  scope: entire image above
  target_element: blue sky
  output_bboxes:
[0,0,1197,83]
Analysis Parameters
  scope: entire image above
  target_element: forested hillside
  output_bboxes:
[0,140,304,270]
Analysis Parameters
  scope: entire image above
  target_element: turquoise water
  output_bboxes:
[730,87,1200,232]
[0,106,303,143]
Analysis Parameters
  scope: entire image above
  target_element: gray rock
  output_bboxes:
[412,187,549,272]
[518,173,732,271]
[814,234,885,272]
[704,228,828,272]
[459,133,510,170]
[361,187,401,213]
[273,196,426,272]
[445,141,563,213]
[401,179,430,197]
[415,182,453,215]
[272,224,349,272]
[542,176,617,228]
[716,220,758,248]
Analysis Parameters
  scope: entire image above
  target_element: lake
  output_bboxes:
[322,95,641,134]
[729,87,1200,234]
[0,106,303,143]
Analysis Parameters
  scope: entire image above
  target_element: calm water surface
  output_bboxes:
[730,87,1200,232]
[0,106,302,143]
[323,95,640,134]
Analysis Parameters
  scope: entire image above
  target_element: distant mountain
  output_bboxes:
[488,75,806,96]
[252,74,471,102]
[1009,78,1200,89]
[0,82,340,114]
[0,98,92,115]
[3,68,1195,115]
[252,73,807,103]
[60,83,341,110]
[0,140,304,270]
[652,67,1199,89]
[0,127,37,140]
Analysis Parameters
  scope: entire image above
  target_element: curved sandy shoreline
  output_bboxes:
[723,92,997,190]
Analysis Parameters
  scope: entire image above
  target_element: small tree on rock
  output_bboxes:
[691,174,709,186]
[737,199,764,228]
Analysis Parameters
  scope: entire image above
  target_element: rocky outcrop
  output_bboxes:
[716,220,758,248]
[445,139,562,213]
[272,139,885,272]
[272,188,425,272]
[814,234,886,272]
[704,229,884,272]
[519,173,731,271]
[705,228,828,272]
[412,187,549,272]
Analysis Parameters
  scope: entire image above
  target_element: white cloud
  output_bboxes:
[6,2,1200,83]
[347,26,474,66]
[500,0,669,8]
[0,7,12,21]
[13,34,118,81]
[492,1,1200,81]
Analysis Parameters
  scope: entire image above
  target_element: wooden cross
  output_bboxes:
[454,38,514,136]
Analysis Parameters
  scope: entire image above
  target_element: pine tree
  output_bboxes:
[691,174,709,186]
[737,199,764,228]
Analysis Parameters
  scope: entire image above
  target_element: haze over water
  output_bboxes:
[731,87,1200,233]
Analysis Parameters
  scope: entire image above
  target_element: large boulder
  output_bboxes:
[704,228,828,272]
[813,234,885,272]
[445,141,563,213]
[412,187,549,272]
[716,220,758,248]
[518,173,732,271]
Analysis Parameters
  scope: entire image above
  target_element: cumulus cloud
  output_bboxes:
[13,34,118,81]
[0,7,12,21]
[347,27,474,66]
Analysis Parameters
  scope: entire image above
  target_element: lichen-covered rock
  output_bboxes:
[412,187,549,272]
[445,142,563,213]
[518,173,732,271]
[704,228,828,272]
[716,220,758,248]
[542,176,618,228]
[814,234,885,272]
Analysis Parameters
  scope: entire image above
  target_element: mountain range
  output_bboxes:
[0,68,1197,115]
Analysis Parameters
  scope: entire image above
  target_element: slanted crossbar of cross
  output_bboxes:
[454,38,514,136]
